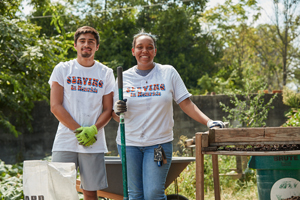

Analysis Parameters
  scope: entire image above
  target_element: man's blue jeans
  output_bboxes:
[118,142,173,200]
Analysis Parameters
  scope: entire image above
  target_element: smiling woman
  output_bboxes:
[131,34,157,70]
[112,29,225,199]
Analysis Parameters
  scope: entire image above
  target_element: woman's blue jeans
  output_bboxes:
[117,142,173,200]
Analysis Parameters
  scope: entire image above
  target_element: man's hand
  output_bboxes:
[80,136,97,146]
[207,120,225,129]
[75,125,98,146]
[114,99,127,116]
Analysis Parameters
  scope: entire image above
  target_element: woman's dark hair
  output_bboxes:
[132,29,157,48]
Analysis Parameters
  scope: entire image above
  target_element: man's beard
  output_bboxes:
[81,52,92,58]
[81,48,92,58]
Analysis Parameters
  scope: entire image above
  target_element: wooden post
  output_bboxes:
[196,132,204,200]
[212,155,221,200]
[236,156,241,174]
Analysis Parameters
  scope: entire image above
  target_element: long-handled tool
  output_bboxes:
[117,66,128,200]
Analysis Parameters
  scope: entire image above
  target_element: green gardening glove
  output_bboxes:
[74,128,97,146]
[75,125,98,146]
[81,136,97,146]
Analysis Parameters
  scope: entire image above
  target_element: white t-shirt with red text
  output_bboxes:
[49,59,114,153]
[114,63,191,146]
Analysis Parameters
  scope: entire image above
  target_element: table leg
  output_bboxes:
[196,133,204,200]
[212,155,221,200]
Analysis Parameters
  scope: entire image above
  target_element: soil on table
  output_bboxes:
[217,144,300,151]
[283,197,300,200]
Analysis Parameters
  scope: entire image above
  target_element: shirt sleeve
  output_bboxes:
[171,67,192,103]
[48,63,64,88]
[176,94,191,104]
[104,69,115,95]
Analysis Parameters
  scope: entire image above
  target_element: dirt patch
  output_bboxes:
[217,144,300,151]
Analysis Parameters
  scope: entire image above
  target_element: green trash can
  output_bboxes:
[248,155,300,200]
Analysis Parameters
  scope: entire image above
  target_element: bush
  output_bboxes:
[282,87,300,127]
[282,109,300,127]
[220,80,277,128]
[0,160,23,200]
[282,87,300,108]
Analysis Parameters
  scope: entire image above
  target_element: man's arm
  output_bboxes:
[94,92,113,130]
[50,81,80,131]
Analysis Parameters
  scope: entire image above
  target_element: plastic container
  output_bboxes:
[248,155,300,200]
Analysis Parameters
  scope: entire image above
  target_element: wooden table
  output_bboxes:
[195,127,300,200]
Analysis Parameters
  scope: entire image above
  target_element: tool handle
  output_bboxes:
[117,66,123,100]
[117,66,128,200]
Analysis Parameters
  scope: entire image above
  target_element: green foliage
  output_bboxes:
[0,0,22,19]
[282,87,300,127]
[96,8,137,74]
[151,4,222,89]
[29,0,72,38]
[282,109,300,127]
[196,66,241,95]
[200,0,295,92]
[247,24,283,89]
[220,78,277,127]
[271,0,300,86]
[149,4,221,89]
[0,14,69,136]
[282,86,300,108]
[0,160,23,200]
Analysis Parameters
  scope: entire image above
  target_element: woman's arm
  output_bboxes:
[112,111,120,122]
[178,97,210,126]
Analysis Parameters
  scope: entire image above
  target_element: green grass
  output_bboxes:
[165,154,258,199]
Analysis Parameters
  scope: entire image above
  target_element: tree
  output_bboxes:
[200,0,263,93]
[29,0,74,37]
[0,7,69,136]
[200,0,300,93]
[270,0,300,86]
[0,0,22,19]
